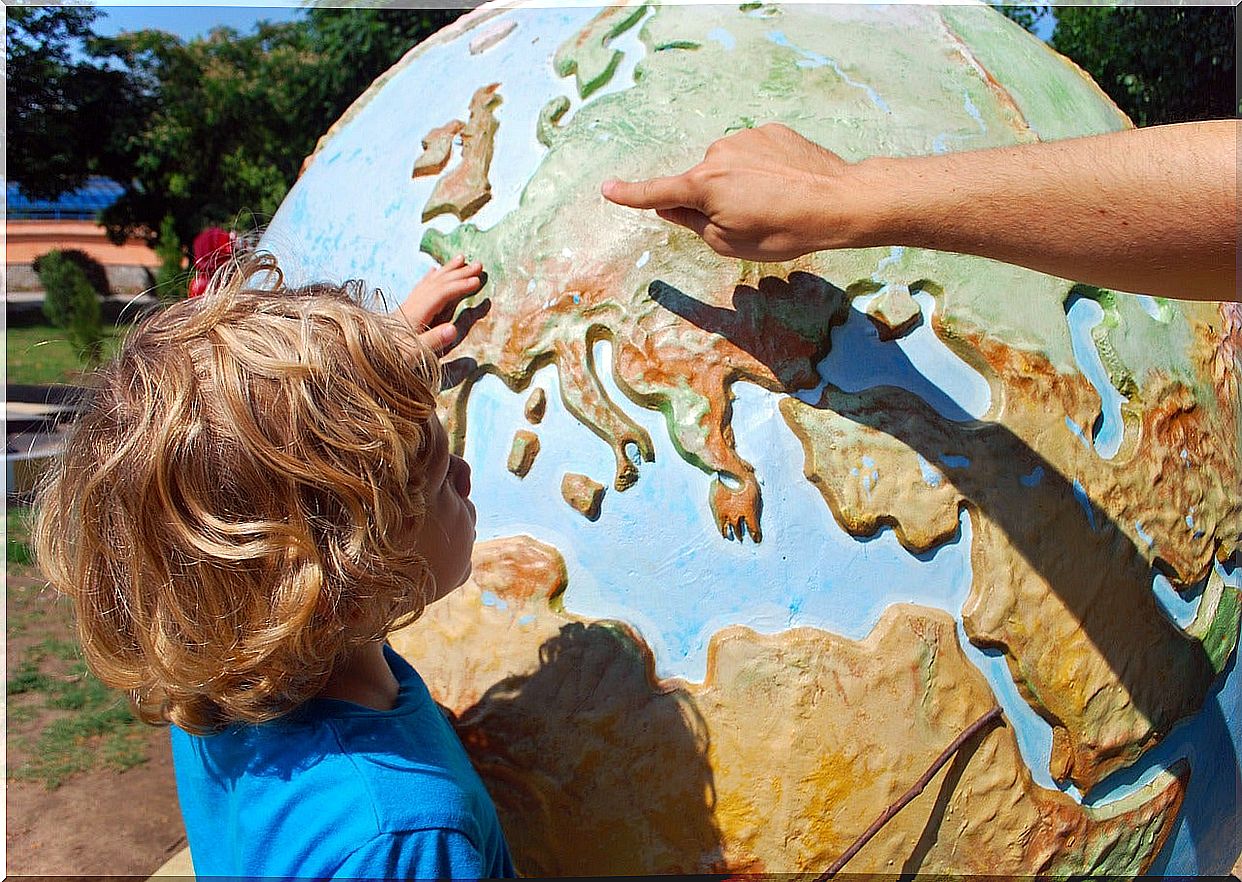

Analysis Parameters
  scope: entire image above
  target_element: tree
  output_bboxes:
[90,9,462,256]
[1051,6,1235,127]
[153,214,190,301]
[33,248,113,299]
[93,22,321,249]
[998,4,1236,127]
[6,6,151,200]
[8,6,463,268]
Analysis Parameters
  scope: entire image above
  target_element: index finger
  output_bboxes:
[601,173,701,211]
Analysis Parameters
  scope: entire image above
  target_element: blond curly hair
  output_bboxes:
[34,253,444,734]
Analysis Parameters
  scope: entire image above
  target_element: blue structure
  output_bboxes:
[6,177,124,221]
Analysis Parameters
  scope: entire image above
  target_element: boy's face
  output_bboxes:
[411,417,477,604]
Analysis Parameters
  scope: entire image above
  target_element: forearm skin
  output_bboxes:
[842,121,1238,302]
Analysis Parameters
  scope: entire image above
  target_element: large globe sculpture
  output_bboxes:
[265,2,1241,874]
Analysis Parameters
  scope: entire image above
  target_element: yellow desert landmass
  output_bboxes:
[390,536,1188,876]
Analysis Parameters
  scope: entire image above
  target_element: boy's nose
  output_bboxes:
[452,456,471,498]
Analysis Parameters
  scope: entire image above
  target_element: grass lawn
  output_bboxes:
[5,504,152,789]
[6,322,131,386]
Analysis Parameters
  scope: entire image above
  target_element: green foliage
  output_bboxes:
[32,248,112,299]
[92,10,462,253]
[6,6,99,199]
[94,23,313,248]
[154,214,190,301]
[999,4,1236,127]
[8,8,463,258]
[4,8,459,264]
[35,250,105,364]
[6,7,152,201]
[1051,6,1235,126]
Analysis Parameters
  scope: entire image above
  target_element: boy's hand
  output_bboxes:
[399,255,484,354]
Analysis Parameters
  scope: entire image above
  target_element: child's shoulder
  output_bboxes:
[171,649,503,875]
[173,647,487,833]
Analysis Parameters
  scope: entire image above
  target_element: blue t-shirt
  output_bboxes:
[170,646,515,879]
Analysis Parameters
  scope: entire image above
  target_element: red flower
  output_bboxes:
[192,226,233,276]
[188,273,209,298]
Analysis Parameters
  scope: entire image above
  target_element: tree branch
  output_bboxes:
[816,705,1004,880]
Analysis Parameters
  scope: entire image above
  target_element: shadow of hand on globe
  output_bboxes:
[451,621,727,875]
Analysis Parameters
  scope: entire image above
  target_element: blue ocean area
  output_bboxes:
[1065,293,1127,459]
[461,323,1079,800]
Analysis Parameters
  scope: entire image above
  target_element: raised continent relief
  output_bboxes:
[552,3,649,99]
[412,119,465,178]
[507,429,540,477]
[865,283,922,340]
[561,472,604,520]
[421,83,502,222]
[780,323,1240,790]
[390,536,1187,876]
[523,387,547,424]
[272,1,1242,872]
[423,1,1079,543]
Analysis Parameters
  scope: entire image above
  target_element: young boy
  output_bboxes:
[33,252,515,878]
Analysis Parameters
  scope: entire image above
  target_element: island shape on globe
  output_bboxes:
[264,1,1241,875]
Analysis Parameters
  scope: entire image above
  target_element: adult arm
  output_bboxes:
[602,121,1238,302]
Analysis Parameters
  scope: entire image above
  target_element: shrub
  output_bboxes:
[32,248,111,299]
[154,214,189,301]
[36,250,104,364]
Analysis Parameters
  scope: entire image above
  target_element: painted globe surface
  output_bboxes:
[265,2,1241,874]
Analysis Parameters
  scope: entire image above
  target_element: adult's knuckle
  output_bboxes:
[687,165,715,189]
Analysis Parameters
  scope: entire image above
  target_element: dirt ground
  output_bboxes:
[6,737,186,876]
[6,559,187,877]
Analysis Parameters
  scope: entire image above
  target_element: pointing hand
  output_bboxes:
[602,123,851,262]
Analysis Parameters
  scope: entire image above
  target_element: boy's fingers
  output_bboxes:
[442,262,483,281]
[425,272,481,306]
[418,322,459,354]
[446,276,482,297]
[420,292,464,320]
[424,255,466,280]
[403,294,452,327]
[602,174,699,210]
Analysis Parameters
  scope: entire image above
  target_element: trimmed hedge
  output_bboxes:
[32,248,112,299]
[35,250,105,364]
